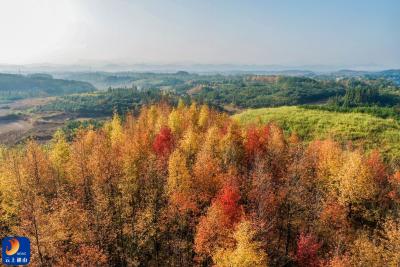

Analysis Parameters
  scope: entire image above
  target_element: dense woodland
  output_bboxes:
[55,69,400,89]
[37,74,400,118]
[302,79,400,120]
[1,102,400,266]
[190,76,345,108]
[38,87,175,116]
[54,71,200,89]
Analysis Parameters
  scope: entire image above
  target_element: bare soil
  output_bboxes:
[0,97,72,145]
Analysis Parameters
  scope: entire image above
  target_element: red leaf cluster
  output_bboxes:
[295,233,322,267]
[153,126,174,157]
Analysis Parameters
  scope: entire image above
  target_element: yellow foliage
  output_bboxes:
[168,108,182,134]
[198,104,210,129]
[188,102,198,127]
[24,141,56,194]
[213,220,268,267]
[179,127,199,162]
[219,123,244,168]
[68,129,96,191]
[193,146,222,202]
[349,220,400,267]
[350,235,384,267]
[267,123,286,155]
[0,148,20,234]
[337,151,376,204]
[381,220,400,266]
[110,112,123,146]
[325,255,352,267]
[202,126,221,157]
[314,140,343,185]
[50,130,70,178]
[167,149,192,195]
[177,98,186,110]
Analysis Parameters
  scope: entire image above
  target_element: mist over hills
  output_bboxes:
[0,63,398,90]
[0,62,396,74]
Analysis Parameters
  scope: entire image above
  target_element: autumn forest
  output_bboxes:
[1,101,400,266]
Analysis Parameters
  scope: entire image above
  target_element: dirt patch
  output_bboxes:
[0,97,61,145]
[247,75,279,83]
[0,119,66,145]
[187,85,205,95]
[0,120,32,135]
[222,104,243,115]
[6,97,56,110]
[41,112,75,121]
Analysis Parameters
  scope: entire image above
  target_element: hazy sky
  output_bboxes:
[0,0,399,67]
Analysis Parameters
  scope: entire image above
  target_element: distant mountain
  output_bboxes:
[323,69,400,85]
[368,70,400,85]
[0,62,392,74]
[333,69,370,76]
[0,73,96,101]
[1,63,399,87]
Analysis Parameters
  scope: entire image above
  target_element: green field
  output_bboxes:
[233,106,400,160]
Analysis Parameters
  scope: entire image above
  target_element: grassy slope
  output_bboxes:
[233,106,400,160]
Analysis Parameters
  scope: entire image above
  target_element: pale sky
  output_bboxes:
[0,0,399,68]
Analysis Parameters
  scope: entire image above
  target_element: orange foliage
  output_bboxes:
[0,103,398,266]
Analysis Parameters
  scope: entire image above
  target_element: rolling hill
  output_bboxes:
[233,106,400,160]
[0,73,95,101]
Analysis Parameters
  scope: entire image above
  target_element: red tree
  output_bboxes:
[216,184,242,226]
[153,126,174,157]
[194,184,243,261]
[295,233,321,267]
[367,150,387,185]
[244,126,270,163]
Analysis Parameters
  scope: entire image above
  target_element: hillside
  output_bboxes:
[233,106,400,160]
[0,73,95,101]
[48,72,400,111]
[37,87,175,116]
[54,71,201,90]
